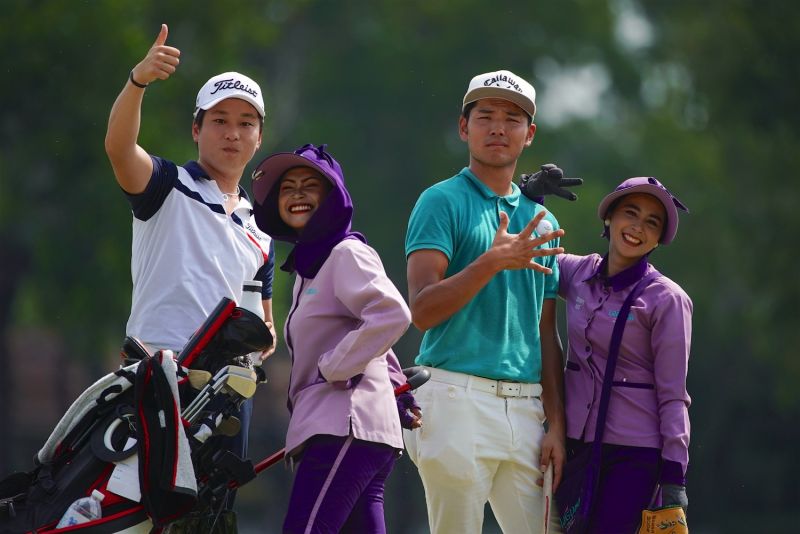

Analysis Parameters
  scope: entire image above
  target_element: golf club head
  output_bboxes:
[214,416,241,437]
[223,365,258,379]
[221,374,257,399]
[188,369,213,390]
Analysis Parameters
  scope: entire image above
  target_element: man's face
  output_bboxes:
[192,98,263,176]
[459,98,535,170]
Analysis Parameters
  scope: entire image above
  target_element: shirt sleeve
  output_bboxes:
[386,349,407,388]
[317,243,412,382]
[125,156,178,221]
[405,187,456,260]
[255,239,275,299]
[544,236,561,300]
[650,279,693,484]
[556,253,580,300]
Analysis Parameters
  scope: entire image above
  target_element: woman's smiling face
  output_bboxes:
[607,193,666,262]
[278,167,331,231]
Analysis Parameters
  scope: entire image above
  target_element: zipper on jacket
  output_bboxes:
[285,277,306,413]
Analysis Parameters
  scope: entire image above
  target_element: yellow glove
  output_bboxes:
[638,505,688,534]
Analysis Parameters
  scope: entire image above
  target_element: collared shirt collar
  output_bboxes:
[183,160,252,202]
[583,254,650,292]
[460,167,520,208]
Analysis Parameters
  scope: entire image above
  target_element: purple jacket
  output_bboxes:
[283,239,411,455]
[558,253,693,484]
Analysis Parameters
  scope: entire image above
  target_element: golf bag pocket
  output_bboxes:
[134,354,197,528]
[185,307,273,376]
[555,444,595,534]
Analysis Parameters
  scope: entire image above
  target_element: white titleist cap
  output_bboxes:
[195,71,265,118]
[462,69,536,118]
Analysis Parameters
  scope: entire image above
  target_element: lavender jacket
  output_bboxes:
[558,253,693,484]
[283,239,411,456]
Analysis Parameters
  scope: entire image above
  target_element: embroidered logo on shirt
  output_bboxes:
[245,221,270,242]
[305,288,318,295]
[575,296,585,310]
[609,309,635,321]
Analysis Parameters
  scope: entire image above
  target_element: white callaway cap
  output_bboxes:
[195,71,265,118]
[462,69,536,119]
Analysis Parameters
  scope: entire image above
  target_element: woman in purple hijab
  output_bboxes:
[252,144,420,533]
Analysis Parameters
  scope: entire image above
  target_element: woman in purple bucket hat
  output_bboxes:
[251,143,421,533]
[554,177,693,533]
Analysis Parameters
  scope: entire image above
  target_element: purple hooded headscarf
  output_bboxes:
[251,144,366,278]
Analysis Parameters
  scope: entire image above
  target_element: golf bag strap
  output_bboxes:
[590,270,661,459]
[90,405,138,463]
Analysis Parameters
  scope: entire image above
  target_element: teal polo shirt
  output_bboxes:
[405,167,560,383]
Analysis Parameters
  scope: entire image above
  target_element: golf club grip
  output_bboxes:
[402,366,431,391]
[250,367,430,478]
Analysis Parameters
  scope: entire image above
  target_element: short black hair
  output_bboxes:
[461,101,533,126]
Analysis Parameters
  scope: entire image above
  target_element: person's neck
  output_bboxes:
[197,158,242,195]
[468,160,516,197]
[215,178,240,196]
[606,251,639,277]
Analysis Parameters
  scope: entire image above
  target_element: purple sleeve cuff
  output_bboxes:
[396,391,420,429]
[660,460,686,486]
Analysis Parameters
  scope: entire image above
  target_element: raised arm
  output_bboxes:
[105,24,181,194]
[407,210,564,331]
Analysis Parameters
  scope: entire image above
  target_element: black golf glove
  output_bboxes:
[661,484,688,513]
[520,164,583,201]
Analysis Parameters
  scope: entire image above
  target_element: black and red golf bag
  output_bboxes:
[0,298,272,534]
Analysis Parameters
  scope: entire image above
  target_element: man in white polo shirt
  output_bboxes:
[104,23,275,506]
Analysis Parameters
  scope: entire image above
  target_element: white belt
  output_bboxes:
[426,366,542,398]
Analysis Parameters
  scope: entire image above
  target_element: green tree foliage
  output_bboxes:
[1,0,798,531]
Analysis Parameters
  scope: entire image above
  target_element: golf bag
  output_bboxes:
[0,298,272,534]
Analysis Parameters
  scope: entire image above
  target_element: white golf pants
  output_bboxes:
[403,370,562,534]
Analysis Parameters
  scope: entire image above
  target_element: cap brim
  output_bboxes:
[463,87,536,118]
[251,153,333,205]
[198,94,265,118]
[597,184,679,244]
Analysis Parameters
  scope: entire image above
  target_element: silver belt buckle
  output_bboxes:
[497,381,522,398]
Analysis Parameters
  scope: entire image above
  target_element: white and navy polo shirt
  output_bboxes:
[125,157,274,351]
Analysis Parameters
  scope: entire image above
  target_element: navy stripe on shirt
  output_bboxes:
[127,157,179,221]
[126,156,228,220]
[256,240,275,299]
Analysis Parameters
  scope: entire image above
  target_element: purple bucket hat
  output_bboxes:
[597,177,689,245]
[252,144,344,208]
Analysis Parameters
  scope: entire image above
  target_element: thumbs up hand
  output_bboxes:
[130,24,181,86]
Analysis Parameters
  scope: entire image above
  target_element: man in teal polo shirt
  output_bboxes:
[404,69,566,534]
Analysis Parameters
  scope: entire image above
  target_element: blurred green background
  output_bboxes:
[1,1,798,532]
